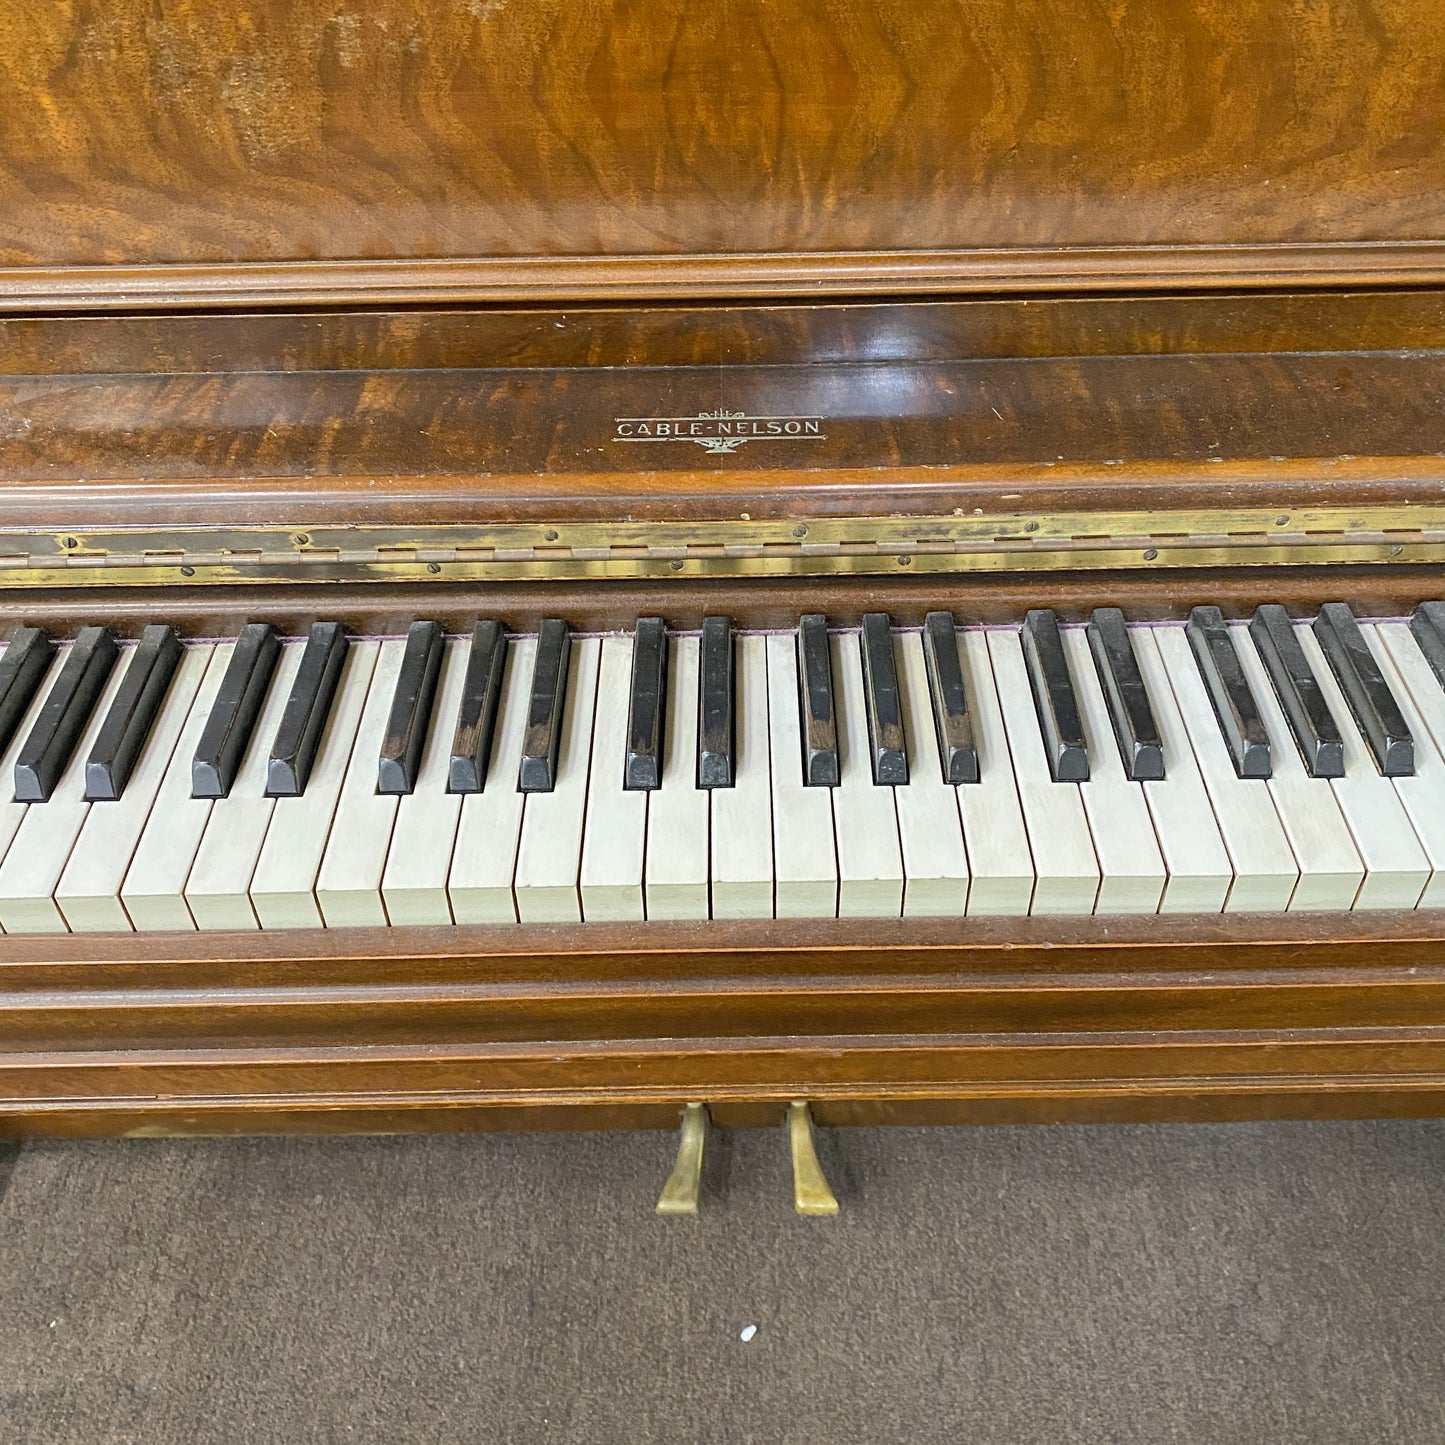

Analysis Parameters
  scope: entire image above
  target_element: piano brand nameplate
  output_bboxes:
[614,412,827,454]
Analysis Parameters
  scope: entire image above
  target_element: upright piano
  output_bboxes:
[2,0,1445,1200]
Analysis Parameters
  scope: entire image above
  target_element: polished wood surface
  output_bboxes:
[2,0,1443,304]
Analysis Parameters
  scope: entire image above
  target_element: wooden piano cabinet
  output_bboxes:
[3,916,1445,1138]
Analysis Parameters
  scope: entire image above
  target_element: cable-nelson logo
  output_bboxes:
[613,409,826,455]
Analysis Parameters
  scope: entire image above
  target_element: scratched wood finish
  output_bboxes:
[5,915,1445,1136]
[1,0,1443,304]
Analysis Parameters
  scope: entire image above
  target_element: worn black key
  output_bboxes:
[191,622,280,799]
[1249,605,1343,779]
[1186,605,1270,779]
[697,616,734,788]
[1085,608,1164,782]
[922,612,977,784]
[1411,602,1445,694]
[0,627,55,763]
[15,626,118,803]
[860,613,908,786]
[378,621,445,796]
[267,622,348,797]
[1021,609,1088,782]
[796,614,838,787]
[1314,602,1413,776]
[519,619,571,793]
[624,617,667,791]
[448,621,508,794]
[85,625,183,801]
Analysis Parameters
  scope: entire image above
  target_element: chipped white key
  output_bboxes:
[514,636,600,923]
[580,634,646,922]
[0,644,132,933]
[185,640,305,931]
[1130,628,1233,914]
[449,636,534,924]
[987,628,1098,915]
[1061,627,1165,914]
[1232,623,1364,912]
[1153,624,1297,912]
[315,639,406,927]
[710,634,773,919]
[1295,622,1428,909]
[646,635,710,920]
[955,629,1033,915]
[381,637,468,927]
[894,630,969,917]
[248,639,379,929]
[766,632,837,918]
[57,643,213,931]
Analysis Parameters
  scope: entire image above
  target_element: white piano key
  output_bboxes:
[986,629,1099,915]
[120,642,234,931]
[766,632,837,918]
[56,643,213,932]
[448,636,534,924]
[579,634,647,922]
[1153,624,1298,912]
[1060,627,1165,915]
[315,639,406,927]
[831,631,904,917]
[248,639,380,930]
[514,636,600,923]
[381,637,468,926]
[1129,629,1233,914]
[0,638,71,889]
[1364,623,1445,907]
[1294,622,1428,910]
[710,634,773,920]
[1231,623,1364,912]
[184,640,306,931]
[646,635,711,920]
[0,644,132,933]
[955,629,1033,916]
[894,631,969,917]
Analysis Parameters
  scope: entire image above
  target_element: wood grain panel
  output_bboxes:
[0,0,1442,301]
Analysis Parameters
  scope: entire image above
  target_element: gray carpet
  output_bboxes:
[1,1121,1443,1444]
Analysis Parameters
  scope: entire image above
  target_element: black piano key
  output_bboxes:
[860,612,908,786]
[84,625,183,801]
[1085,608,1164,782]
[519,619,571,793]
[624,617,667,791]
[922,612,978,784]
[266,622,348,797]
[15,625,119,803]
[1249,604,1343,779]
[1314,602,1413,777]
[0,627,55,763]
[796,614,839,787]
[191,622,280,799]
[697,616,734,789]
[448,621,508,794]
[1021,609,1089,782]
[1186,605,1271,779]
[1411,602,1445,693]
[378,621,445,796]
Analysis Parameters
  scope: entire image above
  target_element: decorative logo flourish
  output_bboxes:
[614,410,827,453]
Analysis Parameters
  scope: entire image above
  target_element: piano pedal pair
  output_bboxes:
[654,1102,839,1218]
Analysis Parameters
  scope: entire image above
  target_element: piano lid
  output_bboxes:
[1,0,1443,308]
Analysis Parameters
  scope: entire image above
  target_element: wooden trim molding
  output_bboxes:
[5,243,1445,311]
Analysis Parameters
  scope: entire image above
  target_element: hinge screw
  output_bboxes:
[427,562,442,574]
[292,532,311,548]
[1143,548,1159,561]
[180,565,195,577]
[59,536,78,550]
[793,524,808,538]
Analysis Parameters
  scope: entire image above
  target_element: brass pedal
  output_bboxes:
[788,1101,839,1216]
[655,1102,709,1216]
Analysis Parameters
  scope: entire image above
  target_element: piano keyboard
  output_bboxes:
[2,606,1445,932]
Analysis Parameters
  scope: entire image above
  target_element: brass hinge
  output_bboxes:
[2,506,1443,587]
